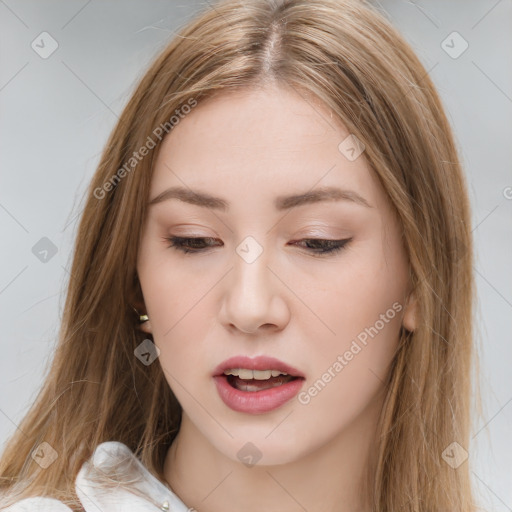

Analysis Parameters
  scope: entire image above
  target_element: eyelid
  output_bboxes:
[163,235,353,257]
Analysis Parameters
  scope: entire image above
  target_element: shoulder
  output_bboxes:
[1,496,73,511]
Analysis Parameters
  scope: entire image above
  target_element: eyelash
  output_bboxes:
[163,236,352,257]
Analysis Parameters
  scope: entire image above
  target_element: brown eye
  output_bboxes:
[164,236,221,254]
[291,238,352,256]
[164,236,352,257]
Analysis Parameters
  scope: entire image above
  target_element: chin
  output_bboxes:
[215,432,314,467]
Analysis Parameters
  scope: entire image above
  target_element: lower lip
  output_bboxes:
[213,375,305,414]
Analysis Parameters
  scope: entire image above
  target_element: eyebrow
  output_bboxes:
[148,185,373,211]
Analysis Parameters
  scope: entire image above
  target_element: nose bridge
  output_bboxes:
[221,234,286,333]
[232,234,270,302]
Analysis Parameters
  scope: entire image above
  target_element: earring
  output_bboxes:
[131,305,149,324]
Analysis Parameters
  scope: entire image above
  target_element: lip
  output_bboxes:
[213,374,304,414]
[212,355,305,414]
[212,355,305,378]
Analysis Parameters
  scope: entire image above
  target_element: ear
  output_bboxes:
[129,277,153,335]
[138,318,153,335]
[131,302,153,335]
[402,290,417,332]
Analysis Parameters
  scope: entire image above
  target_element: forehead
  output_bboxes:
[150,84,382,211]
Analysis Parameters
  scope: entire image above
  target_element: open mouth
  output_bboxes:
[213,362,306,413]
[225,373,300,392]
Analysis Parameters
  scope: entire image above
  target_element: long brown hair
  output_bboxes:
[0,0,483,510]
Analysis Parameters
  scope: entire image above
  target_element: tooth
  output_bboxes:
[252,370,272,380]
[222,368,290,379]
[237,369,254,379]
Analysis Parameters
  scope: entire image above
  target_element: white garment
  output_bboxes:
[2,441,191,511]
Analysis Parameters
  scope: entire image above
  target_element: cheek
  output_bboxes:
[312,254,404,340]
[138,266,216,387]
[138,238,205,329]
[303,249,405,386]
[297,302,402,432]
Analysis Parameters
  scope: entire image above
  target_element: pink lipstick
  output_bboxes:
[212,355,305,414]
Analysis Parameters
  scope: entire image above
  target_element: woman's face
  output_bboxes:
[136,83,416,465]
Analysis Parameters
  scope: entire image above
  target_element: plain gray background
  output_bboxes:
[1,1,511,510]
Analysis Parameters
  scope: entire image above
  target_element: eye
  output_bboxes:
[164,236,221,254]
[291,237,352,256]
[164,236,352,256]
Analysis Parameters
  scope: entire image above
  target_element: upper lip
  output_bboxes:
[213,355,305,378]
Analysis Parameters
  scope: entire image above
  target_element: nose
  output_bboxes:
[218,244,290,335]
